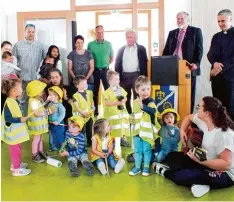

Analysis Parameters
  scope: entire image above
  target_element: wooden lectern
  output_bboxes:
[178,60,192,123]
[150,56,192,123]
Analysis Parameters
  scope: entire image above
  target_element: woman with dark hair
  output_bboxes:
[45,68,76,123]
[153,96,234,198]
[67,35,94,90]
[37,45,62,83]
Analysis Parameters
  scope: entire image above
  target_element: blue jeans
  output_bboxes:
[49,124,65,150]
[133,135,152,168]
[95,150,117,169]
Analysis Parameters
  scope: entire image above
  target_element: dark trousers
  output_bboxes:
[93,68,109,115]
[1,93,7,113]
[83,118,93,145]
[211,75,234,120]
[120,72,140,114]
[49,124,65,150]
[191,76,196,113]
[164,152,234,189]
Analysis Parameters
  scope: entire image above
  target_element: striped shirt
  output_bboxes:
[12,40,46,81]
[65,130,87,156]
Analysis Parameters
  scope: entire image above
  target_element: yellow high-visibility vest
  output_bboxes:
[27,98,48,135]
[1,98,29,145]
[132,99,161,146]
[102,87,130,137]
[90,134,119,162]
[72,91,94,123]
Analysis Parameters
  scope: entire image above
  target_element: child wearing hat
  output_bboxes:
[26,80,54,163]
[59,116,94,177]
[48,86,66,151]
[153,108,180,163]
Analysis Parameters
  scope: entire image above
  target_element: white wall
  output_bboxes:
[164,0,191,42]
[1,0,70,43]
[191,0,234,110]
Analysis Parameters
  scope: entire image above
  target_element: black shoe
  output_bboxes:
[68,161,79,177]
[39,151,48,160]
[32,153,45,163]
[121,137,131,147]
[83,161,94,176]
[126,153,135,162]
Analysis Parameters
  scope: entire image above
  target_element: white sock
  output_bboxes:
[97,162,107,175]
[115,137,121,157]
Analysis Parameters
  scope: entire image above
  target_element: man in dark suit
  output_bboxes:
[115,29,148,114]
[163,11,203,113]
[207,9,234,120]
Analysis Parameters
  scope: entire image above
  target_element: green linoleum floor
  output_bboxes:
[1,135,234,201]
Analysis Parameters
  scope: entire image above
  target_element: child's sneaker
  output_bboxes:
[39,151,48,160]
[152,162,169,176]
[114,158,125,173]
[129,167,141,176]
[126,153,135,162]
[142,167,150,176]
[10,162,28,171]
[191,184,210,198]
[32,153,45,163]
[121,137,131,147]
[82,161,94,176]
[68,160,79,177]
[12,168,31,176]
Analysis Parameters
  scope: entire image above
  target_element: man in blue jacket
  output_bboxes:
[207,9,234,120]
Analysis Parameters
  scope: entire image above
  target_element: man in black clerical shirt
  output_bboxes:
[207,9,234,120]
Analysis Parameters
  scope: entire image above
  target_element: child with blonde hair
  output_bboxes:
[129,76,161,177]
[1,78,31,176]
[91,118,125,175]
[102,70,130,157]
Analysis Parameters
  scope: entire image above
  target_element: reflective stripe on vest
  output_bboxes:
[2,122,29,143]
[108,113,129,120]
[27,116,48,135]
[73,112,81,116]
[1,98,30,145]
[111,123,129,130]
[134,112,143,120]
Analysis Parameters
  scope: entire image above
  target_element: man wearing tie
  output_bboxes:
[163,11,203,113]
[207,9,234,120]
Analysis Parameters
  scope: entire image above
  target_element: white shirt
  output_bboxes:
[102,136,108,150]
[193,114,234,181]
[122,44,139,73]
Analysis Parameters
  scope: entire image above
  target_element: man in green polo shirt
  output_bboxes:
[88,25,114,116]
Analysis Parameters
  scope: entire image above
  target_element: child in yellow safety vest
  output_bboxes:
[129,76,161,177]
[72,75,94,146]
[1,78,31,176]
[102,70,130,157]
[91,118,125,175]
[26,80,54,163]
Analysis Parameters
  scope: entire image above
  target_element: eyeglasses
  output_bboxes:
[196,104,203,110]
[25,24,35,29]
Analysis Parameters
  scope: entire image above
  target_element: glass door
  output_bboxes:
[17,11,73,84]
